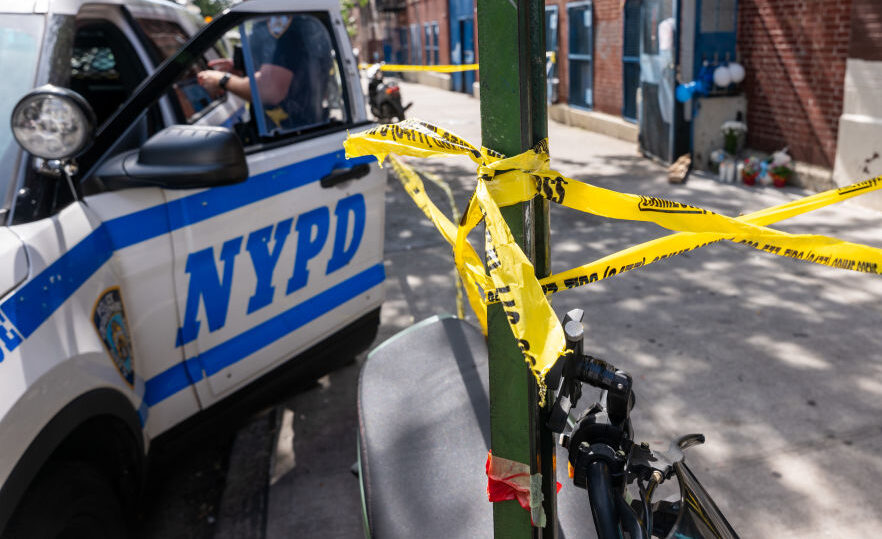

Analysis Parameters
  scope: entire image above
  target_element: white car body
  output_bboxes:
[0,0,385,531]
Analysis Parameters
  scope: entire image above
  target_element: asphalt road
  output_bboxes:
[147,81,882,538]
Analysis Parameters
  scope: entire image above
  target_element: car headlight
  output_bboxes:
[11,85,95,160]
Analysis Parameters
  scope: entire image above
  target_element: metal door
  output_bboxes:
[567,1,593,109]
[167,13,386,407]
[449,0,473,93]
[460,17,475,94]
[638,0,677,161]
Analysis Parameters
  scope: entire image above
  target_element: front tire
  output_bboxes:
[3,461,128,539]
[380,103,405,123]
[379,103,394,123]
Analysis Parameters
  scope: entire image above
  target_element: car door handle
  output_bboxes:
[320,163,370,188]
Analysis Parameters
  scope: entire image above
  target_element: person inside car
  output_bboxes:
[197,14,331,131]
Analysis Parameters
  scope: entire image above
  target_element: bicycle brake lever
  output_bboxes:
[547,309,586,433]
[629,433,706,482]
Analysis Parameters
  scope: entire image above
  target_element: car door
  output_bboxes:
[132,6,386,407]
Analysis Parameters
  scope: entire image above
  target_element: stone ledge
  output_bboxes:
[398,71,451,91]
[548,105,638,143]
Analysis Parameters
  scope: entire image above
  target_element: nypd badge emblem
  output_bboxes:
[93,287,134,387]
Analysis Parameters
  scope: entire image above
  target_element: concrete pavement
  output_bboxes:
[255,81,882,538]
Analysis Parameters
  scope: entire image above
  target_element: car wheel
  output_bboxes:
[380,103,396,124]
[3,461,128,539]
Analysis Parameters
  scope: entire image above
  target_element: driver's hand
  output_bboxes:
[208,58,235,72]
[197,70,226,94]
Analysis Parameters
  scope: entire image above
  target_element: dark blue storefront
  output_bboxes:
[449,0,475,94]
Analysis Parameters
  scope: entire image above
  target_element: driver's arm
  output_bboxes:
[197,63,293,105]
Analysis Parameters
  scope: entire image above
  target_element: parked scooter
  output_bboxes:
[365,63,412,123]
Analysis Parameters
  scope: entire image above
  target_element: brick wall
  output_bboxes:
[738,0,853,168]
[406,0,451,64]
[592,0,624,116]
[849,0,882,62]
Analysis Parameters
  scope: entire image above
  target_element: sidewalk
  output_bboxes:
[246,81,882,538]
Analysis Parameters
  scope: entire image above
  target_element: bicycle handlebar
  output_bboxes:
[586,461,621,539]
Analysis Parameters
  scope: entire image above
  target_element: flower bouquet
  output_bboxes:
[769,165,793,188]
[741,156,761,185]
[721,120,747,155]
[768,149,793,188]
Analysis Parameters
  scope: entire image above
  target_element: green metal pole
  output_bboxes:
[476,0,555,535]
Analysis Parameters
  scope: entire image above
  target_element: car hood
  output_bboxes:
[0,228,28,300]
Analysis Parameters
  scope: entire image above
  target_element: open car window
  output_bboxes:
[79,8,359,190]
[240,13,348,139]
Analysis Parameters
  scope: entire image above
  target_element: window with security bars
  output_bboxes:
[567,1,593,109]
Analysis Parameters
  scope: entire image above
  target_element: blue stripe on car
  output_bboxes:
[143,263,384,406]
[0,150,381,410]
[0,151,376,338]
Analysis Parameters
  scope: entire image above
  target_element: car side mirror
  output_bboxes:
[94,125,249,190]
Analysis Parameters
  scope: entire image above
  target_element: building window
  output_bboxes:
[433,23,439,65]
[567,1,594,109]
[409,24,422,64]
[545,5,559,103]
[700,0,736,33]
[424,22,439,65]
[397,27,408,65]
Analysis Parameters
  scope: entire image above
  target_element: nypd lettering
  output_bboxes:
[176,194,366,347]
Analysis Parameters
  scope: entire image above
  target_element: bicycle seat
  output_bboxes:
[357,315,596,538]
[358,315,491,537]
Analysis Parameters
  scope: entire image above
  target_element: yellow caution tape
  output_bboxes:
[359,63,480,73]
[388,159,466,319]
[344,119,882,401]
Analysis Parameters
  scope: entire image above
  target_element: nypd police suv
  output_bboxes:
[0,0,385,535]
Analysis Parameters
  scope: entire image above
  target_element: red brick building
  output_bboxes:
[737,0,852,170]
[406,0,451,66]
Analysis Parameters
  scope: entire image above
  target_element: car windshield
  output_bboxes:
[0,14,44,213]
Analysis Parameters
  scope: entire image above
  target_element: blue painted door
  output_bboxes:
[622,0,640,121]
[460,17,475,94]
[567,1,593,109]
[449,0,473,93]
